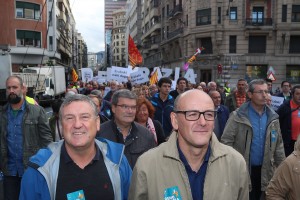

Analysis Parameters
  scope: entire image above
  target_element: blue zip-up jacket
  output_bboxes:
[150,93,174,137]
[19,138,132,200]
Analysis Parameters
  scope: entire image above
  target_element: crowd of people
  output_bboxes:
[1,74,300,200]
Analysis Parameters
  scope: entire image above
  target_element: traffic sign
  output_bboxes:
[267,72,276,81]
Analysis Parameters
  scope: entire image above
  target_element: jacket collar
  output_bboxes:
[163,131,227,163]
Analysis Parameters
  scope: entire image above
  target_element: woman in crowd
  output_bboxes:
[135,97,165,145]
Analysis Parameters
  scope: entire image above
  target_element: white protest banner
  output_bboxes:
[81,68,93,82]
[130,67,150,84]
[127,65,139,74]
[111,66,128,83]
[271,96,284,111]
[98,71,107,83]
[171,80,176,90]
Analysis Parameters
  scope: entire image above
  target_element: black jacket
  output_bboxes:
[276,100,300,156]
[97,120,156,168]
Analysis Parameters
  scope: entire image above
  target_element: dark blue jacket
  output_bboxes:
[216,105,230,140]
[151,93,174,137]
[19,138,132,200]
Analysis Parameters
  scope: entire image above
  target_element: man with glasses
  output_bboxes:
[277,80,292,102]
[221,79,285,200]
[98,89,156,168]
[129,90,249,200]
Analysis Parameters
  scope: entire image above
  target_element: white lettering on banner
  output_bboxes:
[106,67,197,84]
[111,66,128,83]
[130,68,150,84]
[162,68,172,78]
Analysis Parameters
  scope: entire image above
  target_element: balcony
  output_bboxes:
[168,4,183,19]
[245,18,273,26]
[167,27,183,39]
[173,4,183,16]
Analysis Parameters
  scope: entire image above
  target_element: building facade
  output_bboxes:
[112,8,126,67]
[0,0,49,72]
[136,0,300,87]
[105,0,127,68]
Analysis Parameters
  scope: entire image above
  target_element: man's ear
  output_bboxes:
[170,112,178,130]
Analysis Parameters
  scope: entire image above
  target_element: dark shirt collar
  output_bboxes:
[61,141,101,164]
[177,140,211,173]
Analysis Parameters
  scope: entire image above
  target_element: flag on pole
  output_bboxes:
[182,47,204,71]
[128,35,143,69]
[149,69,159,85]
[71,68,78,82]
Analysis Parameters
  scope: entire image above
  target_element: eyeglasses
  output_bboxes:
[174,110,217,121]
[116,104,137,110]
[252,90,270,94]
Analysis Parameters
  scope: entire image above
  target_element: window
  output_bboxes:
[286,65,300,83]
[230,7,237,20]
[245,65,268,82]
[49,36,53,51]
[17,30,41,47]
[252,7,264,24]
[186,14,188,26]
[218,7,221,24]
[197,37,212,54]
[16,1,40,20]
[282,5,287,22]
[121,41,125,45]
[49,11,52,26]
[289,36,300,53]
[292,5,300,22]
[162,7,165,18]
[248,36,266,53]
[196,9,211,26]
[229,36,236,53]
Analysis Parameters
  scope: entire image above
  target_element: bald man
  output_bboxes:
[129,90,249,200]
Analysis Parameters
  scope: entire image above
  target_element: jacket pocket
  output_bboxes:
[24,119,39,147]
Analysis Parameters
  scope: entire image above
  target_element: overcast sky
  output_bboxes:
[71,0,105,53]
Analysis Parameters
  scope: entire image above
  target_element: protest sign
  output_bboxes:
[111,66,128,83]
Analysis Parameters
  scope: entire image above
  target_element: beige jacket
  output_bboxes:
[129,131,249,200]
[266,137,300,200]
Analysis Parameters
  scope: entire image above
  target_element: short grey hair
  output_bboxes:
[248,79,266,93]
[59,94,98,122]
[111,89,137,105]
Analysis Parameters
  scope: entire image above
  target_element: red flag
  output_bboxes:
[128,35,143,68]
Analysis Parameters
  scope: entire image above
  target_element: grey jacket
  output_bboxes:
[0,102,53,175]
[129,132,249,200]
[221,101,286,191]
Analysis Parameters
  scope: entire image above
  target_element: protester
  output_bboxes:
[49,99,64,141]
[169,77,188,99]
[221,79,285,200]
[266,135,300,200]
[276,80,292,101]
[129,90,249,200]
[135,97,165,145]
[0,75,53,200]
[103,80,118,102]
[151,77,174,137]
[209,90,229,140]
[277,84,300,156]
[148,84,158,97]
[19,94,132,200]
[89,89,112,121]
[98,89,156,168]
[225,78,248,112]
